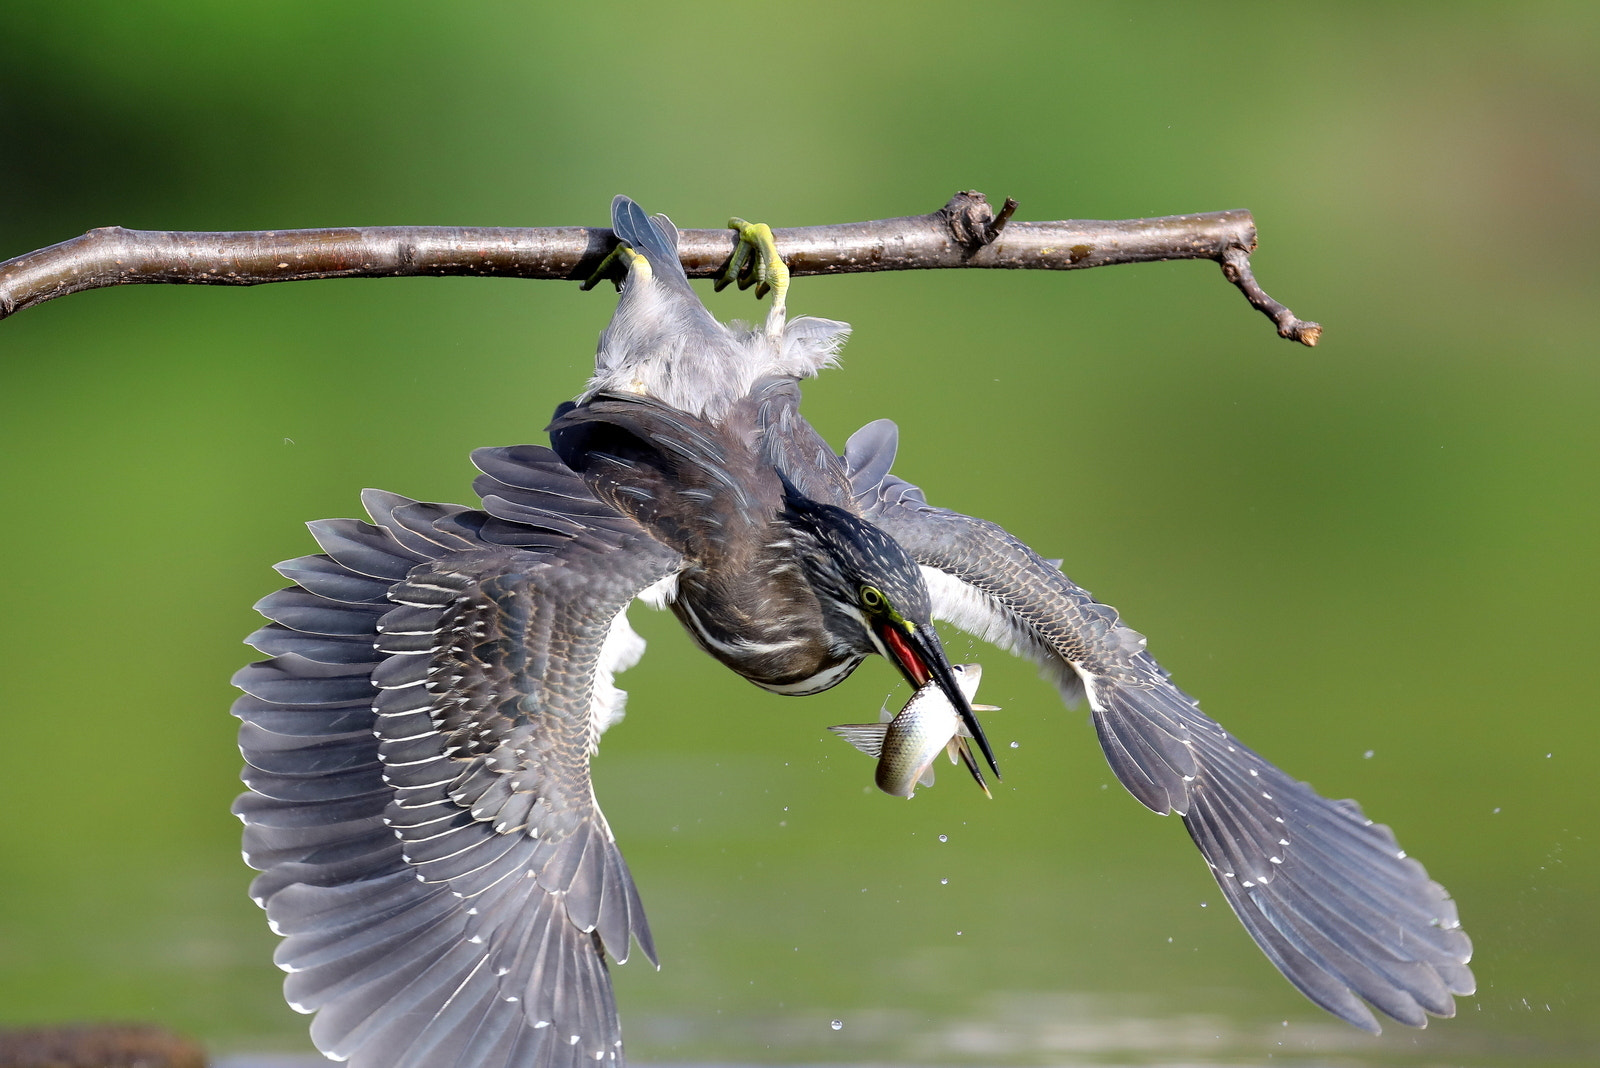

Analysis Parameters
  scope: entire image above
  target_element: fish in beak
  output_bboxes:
[830,663,1000,798]
[874,618,1001,780]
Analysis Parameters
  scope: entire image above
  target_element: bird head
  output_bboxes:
[782,488,1000,779]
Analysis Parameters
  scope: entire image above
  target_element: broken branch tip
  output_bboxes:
[1289,321,1323,346]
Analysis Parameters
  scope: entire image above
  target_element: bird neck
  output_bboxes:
[670,538,866,695]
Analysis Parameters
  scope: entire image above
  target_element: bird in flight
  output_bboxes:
[234,196,1473,1068]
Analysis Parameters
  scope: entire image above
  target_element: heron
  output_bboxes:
[233,196,1473,1068]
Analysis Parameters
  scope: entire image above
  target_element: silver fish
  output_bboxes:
[830,663,998,798]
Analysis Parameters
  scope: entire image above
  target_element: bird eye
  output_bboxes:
[859,585,885,610]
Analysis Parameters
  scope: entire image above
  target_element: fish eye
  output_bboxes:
[859,585,886,610]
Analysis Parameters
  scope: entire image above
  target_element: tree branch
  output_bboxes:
[0,191,1319,344]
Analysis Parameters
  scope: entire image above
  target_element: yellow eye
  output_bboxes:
[859,585,885,610]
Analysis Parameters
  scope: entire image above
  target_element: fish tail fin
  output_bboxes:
[828,723,887,759]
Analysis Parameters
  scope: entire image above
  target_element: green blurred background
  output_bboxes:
[1,4,1595,1066]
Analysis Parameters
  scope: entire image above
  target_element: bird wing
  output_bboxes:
[843,419,1474,1034]
[234,445,680,1068]
[548,391,791,569]
[746,375,857,507]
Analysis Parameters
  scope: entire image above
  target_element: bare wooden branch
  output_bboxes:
[1219,246,1322,345]
[0,192,1319,343]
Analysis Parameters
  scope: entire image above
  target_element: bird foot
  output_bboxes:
[716,216,789,336]
[580,240,650,293]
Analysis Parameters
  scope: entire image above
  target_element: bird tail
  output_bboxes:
[611,195,690,284]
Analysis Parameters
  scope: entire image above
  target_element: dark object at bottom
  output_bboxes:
[0,1024,206,1068]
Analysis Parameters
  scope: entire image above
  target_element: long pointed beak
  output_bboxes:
[880,620,1002,781]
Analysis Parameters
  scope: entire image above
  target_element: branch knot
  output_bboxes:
[940,191,1018,254]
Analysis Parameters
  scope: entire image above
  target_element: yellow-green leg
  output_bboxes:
[717,217,789,336]
[579,241,650,292]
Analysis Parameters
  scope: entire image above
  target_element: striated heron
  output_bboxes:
[233,196,1473,1067]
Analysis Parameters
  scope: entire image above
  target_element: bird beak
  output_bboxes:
[878,620,1002,781]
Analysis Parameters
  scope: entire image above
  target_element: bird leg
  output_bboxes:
[716,217,790,336]
[579,240,650,292]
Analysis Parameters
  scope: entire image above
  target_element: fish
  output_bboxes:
[829,663,999,798]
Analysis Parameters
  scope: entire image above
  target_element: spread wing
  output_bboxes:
[844,419,1474,1034]
[233,445,680,1068]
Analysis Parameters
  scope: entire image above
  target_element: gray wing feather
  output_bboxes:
[273,554,392,603]
[748,376,855,507]
[549,391,786,564]
[842,417,900,505]
[235,462,680,1068]
[846,420,1473,1034]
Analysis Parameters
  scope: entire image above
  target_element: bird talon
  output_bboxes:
[581,241,648,293]
[720,216,789,334]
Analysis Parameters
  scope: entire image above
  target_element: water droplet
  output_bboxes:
[940,877,949,885]
[1362,749,1374,759]
[1009,740,1019,748]
[830,1019,843,1031]
[937,834,948,843]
